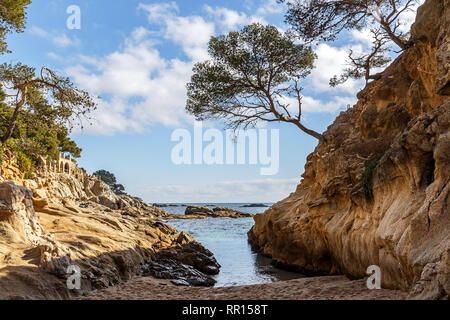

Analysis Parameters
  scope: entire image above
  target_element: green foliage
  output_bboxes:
[10,144,31,173]
[93,170,116,186]
[187,23,323,139]
[58,133,82,158]
[24,171,34,179]
[0,0,31,54]
[279,0,413,50]
[279,0,418,85]
[0,63,97,144]
[0,101,82,163]
[0,0,91,172]
[361,152,385,200]
[0,142,4,166]
[112,183,125,195]
[0,63,91,166]
[93,170,126,195]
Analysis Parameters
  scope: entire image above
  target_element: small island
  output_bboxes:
[240,203,269,208]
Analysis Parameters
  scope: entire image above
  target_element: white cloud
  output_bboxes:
[66,30,194,134]
[165,16,215,61]
[282,94,356,114]
[133,178,300,203]
[308,43,365,95]
[30,26,80,48]
[397,0,425,33]
[138,2,179,21]
[140,2,215,61]
[256,0,284,16]
[302,95,356,113]
[204,5,265,32]
[350,28,375,48]
[47,52,62,61]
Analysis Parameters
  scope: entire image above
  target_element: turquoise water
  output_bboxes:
[164,204,304,287]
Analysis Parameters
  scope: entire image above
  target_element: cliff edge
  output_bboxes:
[248,0,449,299]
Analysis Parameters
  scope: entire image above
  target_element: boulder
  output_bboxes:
[142,239,221,287]
[185,205,213,215]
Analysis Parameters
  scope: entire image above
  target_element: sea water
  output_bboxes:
[163,203,304,287]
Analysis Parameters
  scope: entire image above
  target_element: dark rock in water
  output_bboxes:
[157,241,221,275]
[183,205,254,219]
[141,239,221,287]
[185,205,213,215]
[153,203,180,207]
[240,203,269,208]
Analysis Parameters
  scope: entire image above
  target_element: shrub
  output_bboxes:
[0,142,4,166]
[24,172,34,179]
[16,150,31,173]
[361,152,385,201]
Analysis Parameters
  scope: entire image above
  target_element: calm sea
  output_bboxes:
[163,203,304,287]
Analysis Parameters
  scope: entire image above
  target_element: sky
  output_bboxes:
[4,0,423,203]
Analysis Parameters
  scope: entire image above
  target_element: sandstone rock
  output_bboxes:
[409,249,450,300]
[0,182,45,244]
[213,206,234,212]
[98,195,117,210]
[0,182,72,281]
[0,174,217,298]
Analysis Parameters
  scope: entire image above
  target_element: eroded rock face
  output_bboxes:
[0,180,216,298]
[142,235,221,287]
[0,149,166,218]
[0,182,72,287]
[248,0,449,299]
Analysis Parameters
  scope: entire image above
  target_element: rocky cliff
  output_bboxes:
[0,148,219,299]
[248,0,449,300]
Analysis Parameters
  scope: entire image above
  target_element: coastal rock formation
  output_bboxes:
[185,205,214,215]
[0,148,167,218]
[142,232,221,286]
[241,204,269,208]
[0,153,220,299]
[183,205,254,219]
[248,0,449,299]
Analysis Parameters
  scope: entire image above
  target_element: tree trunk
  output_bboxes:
[292,119,325,141]
[381,22,408,50]
[1,87,27,143]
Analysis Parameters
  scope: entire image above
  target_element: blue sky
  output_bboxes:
[4,0,421,203]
